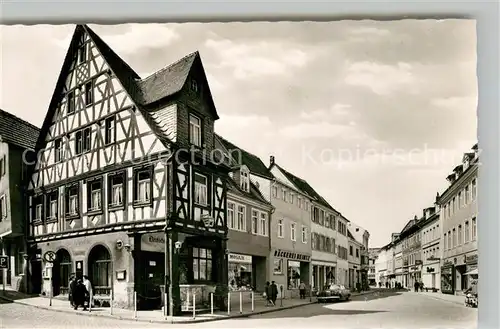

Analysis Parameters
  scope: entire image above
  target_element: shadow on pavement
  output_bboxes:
[0,291,40,304]
[349,290,403,302]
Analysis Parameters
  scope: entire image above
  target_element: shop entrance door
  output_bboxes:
[139,251,165,310]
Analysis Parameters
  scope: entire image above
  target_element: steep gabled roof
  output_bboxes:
[34,24,219,155]
[400,219,416,234]
[215,134,273,179]
[0,109,40,149]
[347,229,355,240]
[275,164,339,213]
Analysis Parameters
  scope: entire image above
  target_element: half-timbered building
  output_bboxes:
[25,25,229,314]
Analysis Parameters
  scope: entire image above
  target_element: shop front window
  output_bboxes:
[192,247,213,282]
[287,260,301,289]
[441,267,454,293]
[228,260,253,290]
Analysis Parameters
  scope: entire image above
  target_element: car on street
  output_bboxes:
[317,284,351,302]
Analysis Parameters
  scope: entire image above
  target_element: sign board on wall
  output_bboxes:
[141,233,166,252]
[0,256,8,269]
[228,253,252,264]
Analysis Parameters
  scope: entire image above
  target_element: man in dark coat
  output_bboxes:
[271,281,278,306]
[68,275,76,307]
[72,279,87,310]
[265,281,273,306]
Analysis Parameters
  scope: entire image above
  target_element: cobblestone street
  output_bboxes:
[0,290,477,329]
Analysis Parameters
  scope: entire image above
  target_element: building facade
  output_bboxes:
[347,230,362,290]
[374,246,389,287]
[419,205,441,291]
[368,248,380,286]
[215,135,273,293]
[348,223,370,289]
[268,157,312,298]
[335,215,349,287]
[24,25,230,315]
[0,110,40,292]
[438,145,478,295]
[400,217,423,290]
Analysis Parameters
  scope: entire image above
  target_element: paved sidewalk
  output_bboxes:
[0,288,380,324]
[406,291,467,306]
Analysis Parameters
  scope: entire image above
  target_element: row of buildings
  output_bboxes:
[0,24,370,315]
[374,144,479,295]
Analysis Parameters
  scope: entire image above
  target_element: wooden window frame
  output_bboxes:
[193,172,209,206]
[32,195,44,224]
[54,138,63,163]
[191,247,214,284]
[46,190,59,223]
[104,116,116,145]
[65,183,80,219]
[277,218,284,238]
[108,171,126,210]
[188,112,203,148]
[86,176,103,215]
[85,80,94,106]
[82,127,92,153]
[133,166,153,208]
[67,91,75,114]
[78,41,86,65]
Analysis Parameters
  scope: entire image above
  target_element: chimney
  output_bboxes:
[435,192,440,203]
[270,155,275,166]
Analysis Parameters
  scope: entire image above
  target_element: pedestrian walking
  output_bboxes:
[299,282,306,299]
[82,275,93,308]
[73,279,87,310]
[413,280,419,292]
[420,281,424,292]
[68,274,76,308]
[271,281,278,306]
[265,281,273,306]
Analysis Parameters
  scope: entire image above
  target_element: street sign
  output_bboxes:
[43,251,56,263]
[45,262,54,268]
[0,256,8,269]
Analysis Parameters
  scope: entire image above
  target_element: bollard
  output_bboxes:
[210,292,214,315]
[227,292,231,315]
[192,293,196,319]
[110,296,113,315]
[251,291,254,312]
[134,292,137,319]
[239,291,242,314]
[164,292,167,318]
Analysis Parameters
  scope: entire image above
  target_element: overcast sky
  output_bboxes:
[0,20,477,247]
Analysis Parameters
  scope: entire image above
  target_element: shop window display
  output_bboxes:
[228,263,252,291]
[287,260,301,289]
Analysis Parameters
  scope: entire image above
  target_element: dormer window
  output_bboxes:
[240,166,250,192]
[189,114,202,147]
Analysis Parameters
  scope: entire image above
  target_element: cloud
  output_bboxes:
[349,26,391,37]
[204,38,311,79]
[300,103,352,120]
[430,96,477,111]
[344,61,417,95]
[279,122,365,140]
[53,24,180,55]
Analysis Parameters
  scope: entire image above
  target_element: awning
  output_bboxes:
[465,268,478,275]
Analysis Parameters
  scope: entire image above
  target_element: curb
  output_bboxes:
[0,290,378,324]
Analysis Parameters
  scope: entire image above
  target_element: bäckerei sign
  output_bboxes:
[273,249,311,262]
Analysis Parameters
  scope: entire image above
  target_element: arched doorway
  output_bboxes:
[53,249,72,296]
[88,244,112,296]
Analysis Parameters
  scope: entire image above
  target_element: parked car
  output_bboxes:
[317,284,351,302]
